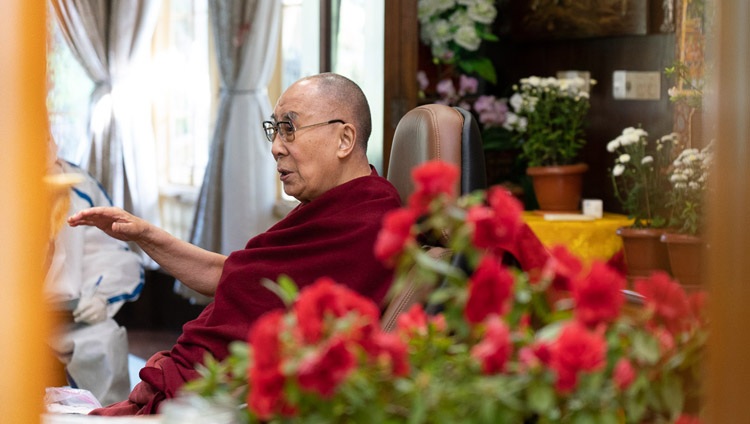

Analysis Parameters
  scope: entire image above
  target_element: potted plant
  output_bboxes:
[608,127,677,280]
[505,75,595,212]
[180,160,707,423]
[661,141,714,289]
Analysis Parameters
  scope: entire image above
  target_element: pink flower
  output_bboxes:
[417,70,429,92]
[550,322,607,392]
[613,358,636,390]
[473,95,509,128]
[297,337,356,397]
[458,74,478,96]
[572,261,626,327]
[471,315,512,374]
[374,208,418,264]
[465,255,514,324]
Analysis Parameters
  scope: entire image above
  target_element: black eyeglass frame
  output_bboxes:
[262,119,345,143]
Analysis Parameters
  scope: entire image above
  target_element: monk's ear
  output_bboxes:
[336,123,357,158]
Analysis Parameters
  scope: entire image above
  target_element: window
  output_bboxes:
[47,1,213,241]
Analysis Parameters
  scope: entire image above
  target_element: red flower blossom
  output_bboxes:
[471,315,512,374]
[407,160,459,212]
[542,244,584,291]
[465,255,514,324]
[572,261,626,327]
[519,341,553,370]
[635,272,692,334]
[550,322,607,392]
[467,186,523,254]
[396,303,429,337]
[374,208,418,264]
[363,332,410,376]
[247,310,289,419]
[675,414,702,424]
[613,358,636,390]
[297,337,356,397]
[294,277,380,344]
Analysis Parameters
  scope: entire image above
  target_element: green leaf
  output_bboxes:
[528,381,556,414]
[260,275,298,307]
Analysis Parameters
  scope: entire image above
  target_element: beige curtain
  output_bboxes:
[175,0,281,303]
[50,0,162,268]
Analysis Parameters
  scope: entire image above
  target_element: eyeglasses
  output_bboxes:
[262,119,345,143]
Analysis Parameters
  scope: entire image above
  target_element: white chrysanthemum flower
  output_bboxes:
[612,164,625,177]
[619,154,631,163]
[509,93,523,112]
[606,140,620,152]
[641,156,654,164]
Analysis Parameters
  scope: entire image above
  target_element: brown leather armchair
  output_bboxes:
[380,104,487,331]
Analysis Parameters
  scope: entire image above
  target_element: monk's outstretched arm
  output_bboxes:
[68,206,226,296]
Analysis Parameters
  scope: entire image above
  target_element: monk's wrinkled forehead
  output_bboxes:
[271,79,327,122]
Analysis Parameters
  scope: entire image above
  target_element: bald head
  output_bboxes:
[299,73,372,151]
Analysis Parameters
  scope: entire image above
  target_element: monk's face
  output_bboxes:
[271,79,349,203]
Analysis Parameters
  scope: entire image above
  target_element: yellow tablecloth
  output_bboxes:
[523,212,633,264]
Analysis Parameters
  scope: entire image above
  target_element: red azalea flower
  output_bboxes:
[471,315,512,374]
[466,186,524,252]
[634,272,692,334]
[543,244,584,291]
[675,414,702,424]
[407,160,459,211]
[374,208,418,265]
[248,309,285,370]
[247,310,291,419]
[519,341,552,370]
[249,367,293,420]
[550,322,607,392]
[297,337,356,397]
[294,278,381,344]
[465,255,514,324]
[613,358,636,390]
[363,332,410,376]
[396,303,429,337]
[572,261,626,327]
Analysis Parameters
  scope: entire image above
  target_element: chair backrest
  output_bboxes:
[381,104,487,331]
[386,104,487,203]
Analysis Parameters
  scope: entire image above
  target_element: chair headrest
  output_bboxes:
[387,104,487,204]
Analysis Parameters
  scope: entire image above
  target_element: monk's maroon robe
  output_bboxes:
[92,170,401,415]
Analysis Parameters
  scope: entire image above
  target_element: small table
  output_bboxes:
[523,212,633,264]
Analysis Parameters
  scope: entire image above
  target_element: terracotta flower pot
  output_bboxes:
[616,226,671,283]
[661,232,707,291]
[526,163,588,212]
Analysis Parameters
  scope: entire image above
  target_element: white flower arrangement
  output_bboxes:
[667,141,714,235]
[607,127,677,228]
[417,0,499,83]
[504,75,596,167]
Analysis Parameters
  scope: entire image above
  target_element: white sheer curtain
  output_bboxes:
[50,0,162,268]
[175,0,281,303]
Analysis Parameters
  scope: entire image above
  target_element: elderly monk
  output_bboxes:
[68,73,402,415]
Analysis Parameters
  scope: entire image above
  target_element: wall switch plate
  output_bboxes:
[612,71,661,100]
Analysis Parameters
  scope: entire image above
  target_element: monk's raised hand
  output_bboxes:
[67,206,148,242]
